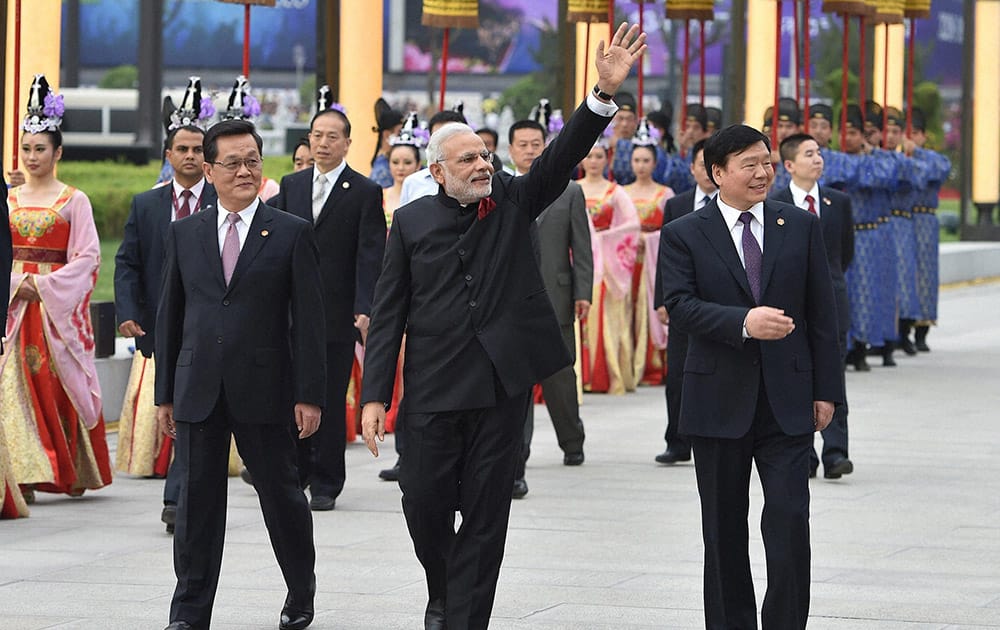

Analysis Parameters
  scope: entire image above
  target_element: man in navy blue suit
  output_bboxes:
[771,133,855,481]
[115,124,218,532]
[660,124,843,629]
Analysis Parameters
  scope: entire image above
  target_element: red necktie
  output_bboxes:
[804,194,817,216]
[177,189,193,219]
[477,197,497,221]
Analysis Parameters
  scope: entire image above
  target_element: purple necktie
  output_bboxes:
[738,212,761,303]
[176,189,192,219]
[221,213,241,286]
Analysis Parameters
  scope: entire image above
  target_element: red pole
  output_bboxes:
[681,19,690,144]
[773,0,782,148]
[840,13,849,149]
[637,3,644,117]
[881,23,889,148]
[12,0,22,170]
[242,3,251,77]
[793,0,801,109]
[803,0,811,123]
[583,22,591,101]
[699,20,706,104]
[859,15,866,107]
[439,28,450,112]
[906,18,915,137]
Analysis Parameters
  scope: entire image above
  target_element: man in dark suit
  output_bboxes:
[660,124,843,629]
[506,118,593,499]
[1,172,11,355]
[268,100,385,511]
[155,120,326,630]
[771,133,855,480]
[653,138,716,465]
[360,24,646,630]
[115,124,217,532]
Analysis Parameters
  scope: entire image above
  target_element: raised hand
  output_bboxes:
[595,23,648,97]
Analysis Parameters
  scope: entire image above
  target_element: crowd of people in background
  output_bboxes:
[0,27,952,625]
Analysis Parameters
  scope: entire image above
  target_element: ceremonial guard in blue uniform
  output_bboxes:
[906,108,951,352]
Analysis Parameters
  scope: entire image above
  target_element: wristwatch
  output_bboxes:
[592,84,615,102]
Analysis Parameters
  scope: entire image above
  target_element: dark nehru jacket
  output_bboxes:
[362,101,613,413]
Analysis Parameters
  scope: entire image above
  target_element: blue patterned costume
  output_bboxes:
[771,160,791,194]
[884,150,921,322]
[843,151,898,346]
[911,148,951,323]
[370,153,393,188]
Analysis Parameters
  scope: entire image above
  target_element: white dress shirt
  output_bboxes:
[789,181,821,218]
[312,161,348,222]
[399,168,439,206]
[171,177,206,221]
[717,197,765,269]
[216,198,259,254]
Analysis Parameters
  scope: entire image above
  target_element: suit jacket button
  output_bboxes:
[752,359,760,366]
[223,300,230,306]
[458,248,466,256]
[469,300,477,308]
[465,274,473,282]
[217,336,223,344]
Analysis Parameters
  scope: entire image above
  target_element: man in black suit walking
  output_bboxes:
[771,133,855,480]
[115,124,218,532]
[360,24,647,630]
[269,98,385,511]
[1,172,10,355]
[654,138,715,465]
[506,118,593,499]
[155,120,326,630]
[660,125,843,629]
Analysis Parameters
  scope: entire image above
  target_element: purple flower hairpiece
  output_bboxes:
[243,94,261,118]
[548,113,564,136]
[329,103,347,114]
[199,97,216,120]
[413,127,430,146]
[43,93,65,119]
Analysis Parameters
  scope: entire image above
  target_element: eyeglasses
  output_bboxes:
[212,157,263,172]
[436,150,493,167]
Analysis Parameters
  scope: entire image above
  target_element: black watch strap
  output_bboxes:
[592,84,615,102]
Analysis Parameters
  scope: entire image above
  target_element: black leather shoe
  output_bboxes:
[824,456,854,479]
[655,448,691,464]
[512,478,528,499]
[563,452,584,466]
[899,336,917,356]
[378,460,400,481]
[240,467,253,486]
[881,347,897,367]
[161,505,176,534]
[914,325,931,352]
[309,495,336,511]
[164,622,194,630]
[424,598,446,630]
[279,608,314,630]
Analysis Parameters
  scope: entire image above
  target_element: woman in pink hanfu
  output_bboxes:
[577,141,641,395]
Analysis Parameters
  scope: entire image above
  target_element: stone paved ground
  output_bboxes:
[2,282,999,629]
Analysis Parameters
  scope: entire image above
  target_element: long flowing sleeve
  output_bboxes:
[31,190,103,428]
[597,186,641,300]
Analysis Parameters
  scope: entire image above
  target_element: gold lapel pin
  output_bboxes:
[823,197,832,206]
[777,217,785,226]
[342,181,350,189]
[261,230,270,237]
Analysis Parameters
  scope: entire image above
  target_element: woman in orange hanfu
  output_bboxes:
[1,75,112,507]
[577,140,640,395]
[624,119,673,386]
